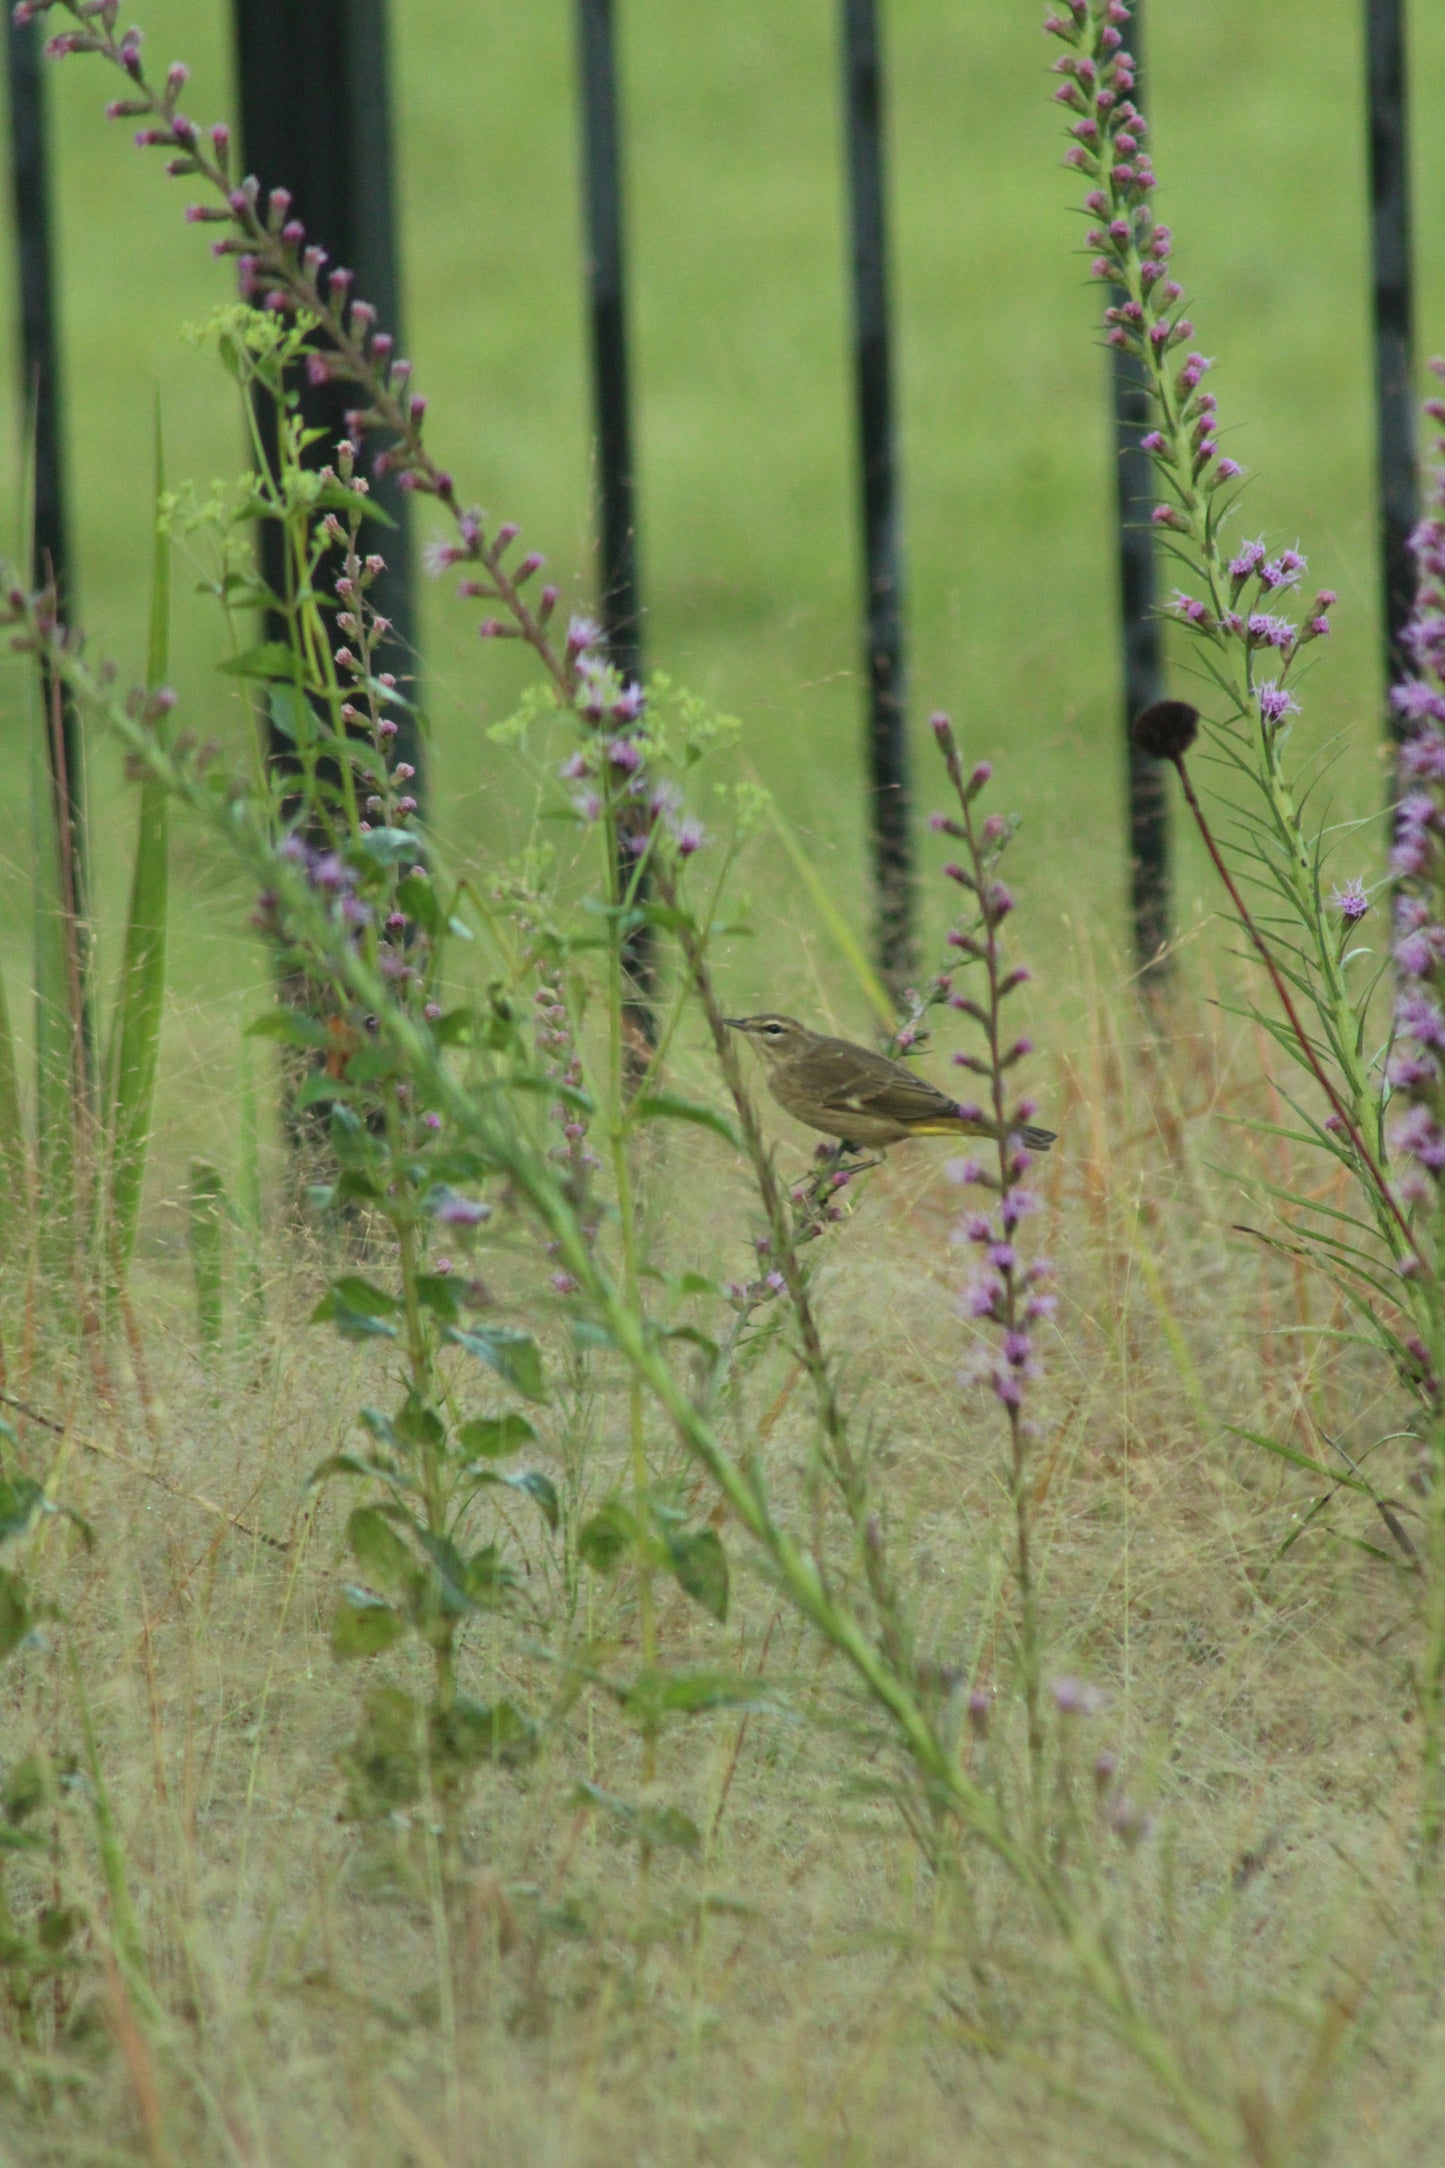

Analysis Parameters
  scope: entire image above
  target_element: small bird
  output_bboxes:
[724,1014,1055,1154]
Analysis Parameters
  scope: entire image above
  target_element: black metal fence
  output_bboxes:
[4,0,1421,987]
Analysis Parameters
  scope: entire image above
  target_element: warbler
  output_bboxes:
[724,1014,1055,1154]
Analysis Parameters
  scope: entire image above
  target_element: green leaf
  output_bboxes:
[245,1006,331,1050]
[315,477,395,526]
[464,1543,518,1606]
[413,1272,461,1324]
[333,1167,384,1202]
[359,827,423,867]
[412,1528,476,1616]
[573,1781,701,1857]
[0,1477,46,1544]
[1228,1426,1375,1498]
[341,1685,421,1816]
[621,1668,766,1720]
[3,1754,51,1826]
[444,1325,545,1401]
[331,1587,404,1660]
[430,1695,536,1771]
[305,1453,373,1490]
[665,1527,729,1622]
[396,872,443,937]
[471,1467,560,1532]
[394,1394,446,1451]
[217,640,304,683]
[0,1567,32,1660]
[631,1091,740,1150]
[359,1406,399,1449]
[458,1413,536,1459]
[312,1275,400,1341]
[578,1499,635,1575]
[267,685,302,744]
[345,1507,415,1596]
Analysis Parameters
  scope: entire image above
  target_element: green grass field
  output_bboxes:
[6,5,1445,2163]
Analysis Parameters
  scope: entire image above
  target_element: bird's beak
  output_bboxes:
[722,1017,745,1031]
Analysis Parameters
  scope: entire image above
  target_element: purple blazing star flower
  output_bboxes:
[1261,547,1306,590]
[1246,612,1297,650]
[429,1189,491,1226]
[961,1276,1002,1320]
[1255,682,1300,727]
[1400,728,1445,783]
[1391,1103,1445,1172]
[1397,991,1445,1049]
[1331,879,1369,925]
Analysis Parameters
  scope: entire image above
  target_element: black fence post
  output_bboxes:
[231,0,419,779]
[575,0,653,1025]
[840,0,914,1003]
[5,11,90,1022]
[1363,0,1417,720]
[1110,2,1168,974]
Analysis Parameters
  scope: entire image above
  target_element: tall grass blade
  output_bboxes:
[103,416,171,1287]
[235,1037,266,1355]
[187,1159,226,1369]
[0,950,29,1274]
[67,1645,161,2026]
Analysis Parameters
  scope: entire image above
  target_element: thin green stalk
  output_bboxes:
[187,1159,226,1370]
[68,1645,160,2027]
[102,415,171,1295]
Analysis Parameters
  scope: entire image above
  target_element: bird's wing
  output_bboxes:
[807,1040,962,1125]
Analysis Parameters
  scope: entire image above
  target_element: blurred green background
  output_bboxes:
[1,0,1443,1188]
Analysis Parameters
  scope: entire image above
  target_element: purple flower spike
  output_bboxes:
[430,1189,491,1227]
[1051,1676,1102,1717]
[1255,682,1300,727]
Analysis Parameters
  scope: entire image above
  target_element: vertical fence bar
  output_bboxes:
[1109,2,1168,973]
[840,0,914,1000]
[231,0,419,778]
[575,0,653,1022]
[1364,0,1417,720]
[576,0,642,689]
[5,12,89,964]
